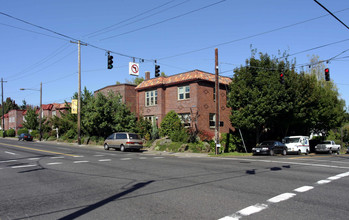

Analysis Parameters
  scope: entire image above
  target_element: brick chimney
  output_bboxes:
[145,71,150,80]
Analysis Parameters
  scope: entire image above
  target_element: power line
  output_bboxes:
[89,0,191,39]
[85,0,179,38]
[0,22,67,41]
[314,0,349,30]
[0,11,153,62]
[158,8,349,60]
[0,11,79,42]
[100,0,227,40]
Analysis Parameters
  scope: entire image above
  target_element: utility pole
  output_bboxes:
[215,48,220,155]
[39,82,42,141]
[1,78,7,138]
[71,40,87,145]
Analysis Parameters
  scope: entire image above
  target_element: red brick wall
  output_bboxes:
[94,84,137,113]
[137,80,233,134]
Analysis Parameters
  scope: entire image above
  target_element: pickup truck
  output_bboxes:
[315,140,341,154]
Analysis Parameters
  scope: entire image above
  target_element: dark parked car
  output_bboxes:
[252,141,287,156]
[104,132,143,152]
[18,133,33,141]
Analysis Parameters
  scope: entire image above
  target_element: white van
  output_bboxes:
[282,136,310,155]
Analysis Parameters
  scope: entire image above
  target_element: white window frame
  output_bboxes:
[145,90,157,106]
[144,115,156,126]
[178,113,191,128]
[178,86,190,100]
[209,113,215,128]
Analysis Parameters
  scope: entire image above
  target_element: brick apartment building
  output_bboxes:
[93,84,137,113]
[1,103,69,133]
[93,70,233,134]
[135,70,234,134]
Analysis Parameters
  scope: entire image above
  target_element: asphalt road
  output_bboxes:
[1,138,349,220]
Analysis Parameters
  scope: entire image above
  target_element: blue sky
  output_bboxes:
[1,0,349,109]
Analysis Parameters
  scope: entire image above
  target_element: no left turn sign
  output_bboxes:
[129,62,139,76]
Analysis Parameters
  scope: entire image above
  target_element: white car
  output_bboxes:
[283,136,310,155]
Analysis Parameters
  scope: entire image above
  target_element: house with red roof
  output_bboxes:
[135,70,234,134]
[1,102,69,134]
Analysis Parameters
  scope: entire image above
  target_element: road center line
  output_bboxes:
[47,162,63,165]
[0,143,79,157]
[294,186,314,193]
[0,160,17,163]
[237,203,268,216]
[5,151,17,155]
[11,164,37,169]
[74,161,89,163]
[267,193,296,203]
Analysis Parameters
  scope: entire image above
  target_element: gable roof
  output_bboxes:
[42,104,54,111]
[136,69,232,90]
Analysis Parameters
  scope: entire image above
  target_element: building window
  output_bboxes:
[52,111,57,117]
[209,113,215,128]
[178,113,191,128]
[145,90,157,106]
[144,116,156,126]
[178,86,190,100]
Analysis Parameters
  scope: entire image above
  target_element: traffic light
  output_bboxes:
[155,65,160,77]
[325,68,330,81]
[279,73,285,84]
[107,53,113,69]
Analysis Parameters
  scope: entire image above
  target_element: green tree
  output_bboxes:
[136,115,152,138]
[23,108,39,130]
[82,91,137,138]
[0,97,19,117]
[159,111,183,137]
[227,51,346,148]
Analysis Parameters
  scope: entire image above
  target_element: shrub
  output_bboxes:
[170,129,189,142]
[30,130,39,139]
[151,125,159,140]
[159,111,182,137]
[7,129,16,137]
[198,130,215,141]
[220,133,239,152]
[65,129,76,139]
[17,128,29,136]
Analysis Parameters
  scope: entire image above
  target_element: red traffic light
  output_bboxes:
[324,68,330,81]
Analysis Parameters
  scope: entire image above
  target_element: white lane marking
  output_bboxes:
[154,157,164,159]
[237,203,268,216]
[73,155,84,158]
[98,159,111,162]
[28,158,40,160]
[328,175,342,180]
[73,161,89,163]
[220,157,349,169]
[218,171,349,220]
[94,155,105,157]
[335,172,349,178]
[267,193,296,203]
[5,151,17,155]
[139,157,147,159]
[218,215,240,220]
[317,179,331,184]
[51,156,64,159]
[120,158,131,161]
[47,162,63,165]
[11,164,37,169]
[294,186,314,193]
[0,160,17,163]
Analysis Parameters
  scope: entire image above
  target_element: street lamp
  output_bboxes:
[20,82,42,141]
